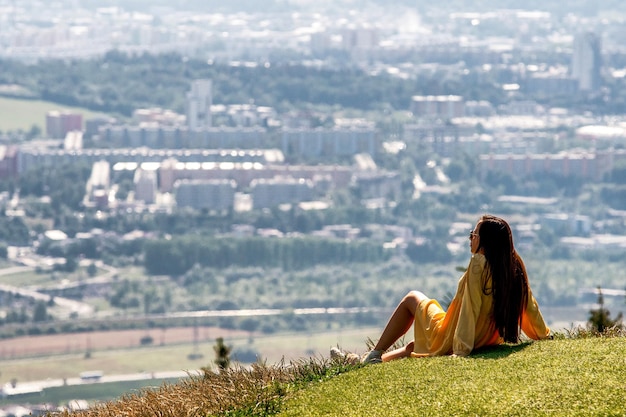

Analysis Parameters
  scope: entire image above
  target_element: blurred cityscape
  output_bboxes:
[0,1,624,245]
[0,0,626,413]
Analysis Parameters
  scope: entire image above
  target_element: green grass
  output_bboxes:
[279,338,626,417]
[0,96,110,131]
[0,266,105,286]
[46,334,626,417]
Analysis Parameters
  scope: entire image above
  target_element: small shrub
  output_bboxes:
[587,286,624,334]
[139,335,154,345]
[214,337,232,371]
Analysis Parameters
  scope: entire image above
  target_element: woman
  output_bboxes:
[338,215,550,364]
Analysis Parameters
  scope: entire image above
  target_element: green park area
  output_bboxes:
[0,96,109,132]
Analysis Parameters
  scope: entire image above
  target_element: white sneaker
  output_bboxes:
[362,350,383,364]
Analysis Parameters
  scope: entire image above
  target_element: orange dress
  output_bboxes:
[411,253,550,357]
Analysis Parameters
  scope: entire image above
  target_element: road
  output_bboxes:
[0,265,95,318]
[0,370,203,397]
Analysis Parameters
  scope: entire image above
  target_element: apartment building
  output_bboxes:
[17,144,282,176]
[174,179,236,211]
[186,79,213,130]
[281,126,378,159]
[159,158,353,194]
[478,149,626,181]
[85,160,110,208]
[133,167,158,204]
[410,95,465,119]
[0,146,18,179]
[97,124,269,149]
[250,177,315,209]
[64,130,83,151]
[351,171,402,201]
[46,110,83,139]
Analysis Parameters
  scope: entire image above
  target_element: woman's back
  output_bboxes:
[412,253,501,357]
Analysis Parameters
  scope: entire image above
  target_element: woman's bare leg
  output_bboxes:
[373,291,427,352]
[382,341,415,362]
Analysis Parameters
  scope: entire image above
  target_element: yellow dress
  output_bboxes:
[411,253,550,357]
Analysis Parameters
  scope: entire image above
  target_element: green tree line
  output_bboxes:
[143,236,391,275]
[0,51,501,117]
[4,51,626,119]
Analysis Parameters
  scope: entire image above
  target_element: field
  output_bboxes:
[0,379,185,408]
[0,96,111,132]
[0,326,376,386]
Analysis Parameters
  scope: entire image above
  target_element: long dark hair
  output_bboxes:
[477,215,529,343]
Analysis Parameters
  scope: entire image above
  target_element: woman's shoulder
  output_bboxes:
[470,252,486,264]
[469,253,487,274]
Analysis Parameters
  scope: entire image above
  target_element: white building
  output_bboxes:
[64,130,83,151]
[572,31,602,92]
[186,79,212,130]
[541,213,592,236]
[86,160,110,207]
[134,167,158,204]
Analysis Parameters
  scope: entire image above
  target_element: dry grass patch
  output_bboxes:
[51,358,352,417]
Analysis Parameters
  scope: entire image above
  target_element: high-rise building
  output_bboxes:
[86,160,110,207]
[46,110,83,139]
[64,131,83,151]
[134,167,157,204]
[186,79,212,130]
[0,146,18,180]
[572,31,602,92]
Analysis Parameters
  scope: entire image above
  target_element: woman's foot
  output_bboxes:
[361,349,383,364]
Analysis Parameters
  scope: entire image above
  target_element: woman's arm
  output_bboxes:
[452,254,486,356]
[521,287,551,340]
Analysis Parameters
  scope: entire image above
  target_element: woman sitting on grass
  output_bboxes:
[334,214,551,364]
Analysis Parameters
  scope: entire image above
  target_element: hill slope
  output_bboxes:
[279,337,626,416]
[55,336,625,417]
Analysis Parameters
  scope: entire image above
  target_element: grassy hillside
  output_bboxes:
[52,333,626,417]
[281,337,626,416]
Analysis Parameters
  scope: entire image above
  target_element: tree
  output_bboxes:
[87,262,98,277]
[588,286,623,333]
[27,124,41,140]
[33,301,48,322]
[63,256,78,273]
[0,216,31,246]
[444,159,467,182]
[405,238,452,264]
[605,160,626,184]
[213,337,232,371]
